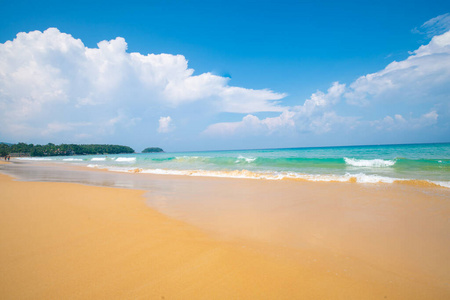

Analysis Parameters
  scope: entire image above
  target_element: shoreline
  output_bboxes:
[10,157,450,189]
[0,163,449,298]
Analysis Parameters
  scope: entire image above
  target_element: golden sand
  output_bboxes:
[0,173,449,299]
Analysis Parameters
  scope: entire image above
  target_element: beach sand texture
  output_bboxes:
[0,172,449,299]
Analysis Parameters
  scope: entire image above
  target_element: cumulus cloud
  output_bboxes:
[205,26,450,138]
[345,30,450,106]
[158,116,174,133]
[1,23,449,147]
[204,82,354,136]
[293,82,345,115]
[371,111,438,130]
[0,28,285,142]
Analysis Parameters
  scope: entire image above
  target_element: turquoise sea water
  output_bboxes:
[18,143,450,187]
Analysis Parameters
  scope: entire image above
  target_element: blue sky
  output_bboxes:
[0,0,449,151]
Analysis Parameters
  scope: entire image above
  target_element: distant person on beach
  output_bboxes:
[7,155,10,161]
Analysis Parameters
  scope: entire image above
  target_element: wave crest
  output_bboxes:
[115,157,136,162]
[84,166,450,188]
[344,157,396,167]
[91,157,106,161]
[236,155,257,163]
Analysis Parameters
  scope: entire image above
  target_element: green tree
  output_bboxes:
[142,147,164,153]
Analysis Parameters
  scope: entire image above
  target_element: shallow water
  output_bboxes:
[15,143,450,187]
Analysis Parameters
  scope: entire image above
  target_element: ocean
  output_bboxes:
[17,143,450,188]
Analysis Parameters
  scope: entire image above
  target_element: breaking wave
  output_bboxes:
[115,157,136,162]
[344,157,396,167]
[91,157,106,161]
[235,155,257,163]
[87,164,100,168]
[92,167,449,189]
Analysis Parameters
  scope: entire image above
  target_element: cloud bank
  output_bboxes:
[0,28,285,142]
[1,22,449,150]
[205,28,450,139]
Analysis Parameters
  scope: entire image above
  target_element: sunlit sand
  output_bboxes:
[0,164,449,299]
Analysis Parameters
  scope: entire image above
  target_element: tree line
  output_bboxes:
[0,143,135,157]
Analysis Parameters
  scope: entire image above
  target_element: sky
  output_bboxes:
[0,0,449,152]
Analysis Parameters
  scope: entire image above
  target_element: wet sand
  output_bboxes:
[0,163,449,299]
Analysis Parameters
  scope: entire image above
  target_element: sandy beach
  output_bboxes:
[2,3,450,298]
[0,163,449,299]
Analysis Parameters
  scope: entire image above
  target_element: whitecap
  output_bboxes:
[83,166,450,189]
[344,157,395,167]
[236,155,257,163]
[115,157,136,162]
[91,157,106,161]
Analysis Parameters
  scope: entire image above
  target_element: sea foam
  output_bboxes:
[115,157,136,162]
[431,181,450,188]
[83,164,450,188]
[236,155,257,163]
[91,157,106,161]
[344,157,396,167]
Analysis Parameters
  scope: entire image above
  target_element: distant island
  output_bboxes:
[0,143,134,157]
[142,147,164,153]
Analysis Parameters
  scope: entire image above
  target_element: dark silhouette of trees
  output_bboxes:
[142,147,164,153]
[0,143,135,157]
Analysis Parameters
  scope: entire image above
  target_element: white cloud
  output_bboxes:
[371,111,438,130]
[158,116,174,133]
[203,82,352,136]
[203,111,295,136]
[204,26,450,138]
[217,86,286,113]
[345,30,450,106]
[413,13,450,38]
[0,28,286,142]
[292,82,345,115]
[1,24,448,147]
[307,111,357,134]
